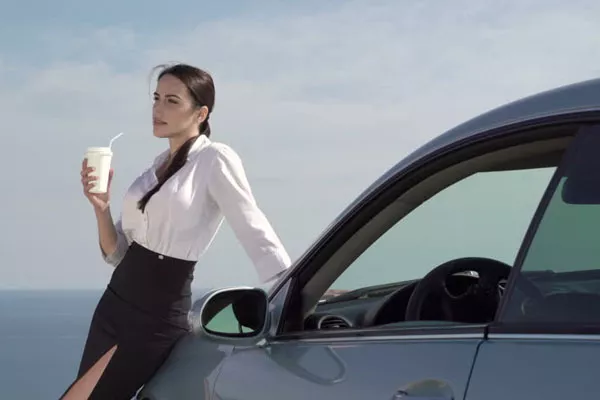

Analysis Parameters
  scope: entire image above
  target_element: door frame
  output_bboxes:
[267,119,591,343]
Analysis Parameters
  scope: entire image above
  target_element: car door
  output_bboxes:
[465,124,600,400]
[211,122,575,400]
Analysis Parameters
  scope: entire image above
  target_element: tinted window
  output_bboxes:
[501,127,600,324]
[330,167,556,293]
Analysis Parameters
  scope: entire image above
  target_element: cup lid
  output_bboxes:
[86,147,113,153]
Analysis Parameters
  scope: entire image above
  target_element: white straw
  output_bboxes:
[109,132,124,149]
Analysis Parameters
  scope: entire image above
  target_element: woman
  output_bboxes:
[61,63,291,399]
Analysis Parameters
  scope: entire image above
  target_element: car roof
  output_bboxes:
[334,79,600,228]
[433,77,600,150]
[361,77,600,202]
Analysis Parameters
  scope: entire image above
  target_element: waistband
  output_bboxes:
[107,241,197,322]
[125,241,197,266]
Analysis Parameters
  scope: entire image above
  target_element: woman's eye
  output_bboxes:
[168,99,178,104]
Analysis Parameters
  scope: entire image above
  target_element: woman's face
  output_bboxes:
[152,74,206,139]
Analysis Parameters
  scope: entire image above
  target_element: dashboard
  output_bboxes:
[304,272,493,331]
[303,269,600,331]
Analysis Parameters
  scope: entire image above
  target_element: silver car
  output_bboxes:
[139,77,600,400]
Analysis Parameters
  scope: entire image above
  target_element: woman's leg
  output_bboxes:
[60,331,178,400]
[61,345,118,399]
[76,312,118,379]
[86,341,175,400]
[59,310,118,399]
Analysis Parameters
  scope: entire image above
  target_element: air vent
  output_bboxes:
[317,315,352,329]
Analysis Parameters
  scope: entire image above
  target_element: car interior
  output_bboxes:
[283,127,579,334]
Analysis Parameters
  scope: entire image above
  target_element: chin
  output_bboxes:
[153,127,172,138]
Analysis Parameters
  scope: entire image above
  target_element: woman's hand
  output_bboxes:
[81,158,113,212]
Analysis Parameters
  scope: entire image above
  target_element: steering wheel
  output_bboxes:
[405,257,512,322]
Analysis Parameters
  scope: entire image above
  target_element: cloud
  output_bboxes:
[2,0,600,289]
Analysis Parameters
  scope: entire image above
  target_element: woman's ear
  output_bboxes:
[198,106,209,124]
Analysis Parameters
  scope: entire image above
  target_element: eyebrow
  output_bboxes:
[153,92,182,100]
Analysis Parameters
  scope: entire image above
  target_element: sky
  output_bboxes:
[1,0,600,290]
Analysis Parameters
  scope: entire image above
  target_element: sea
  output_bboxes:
[0,289,227,399]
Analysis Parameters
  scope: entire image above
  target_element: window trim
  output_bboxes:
[488,322,600,336]
[274,121,587,340]
[491,154,568,323]
[272,323,488,343]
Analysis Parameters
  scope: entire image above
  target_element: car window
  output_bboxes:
[500,128,600,324]
[328,167,556,294]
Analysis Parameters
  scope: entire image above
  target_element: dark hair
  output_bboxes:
[138,63,216,213]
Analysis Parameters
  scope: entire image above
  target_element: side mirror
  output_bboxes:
[191,287,269,340]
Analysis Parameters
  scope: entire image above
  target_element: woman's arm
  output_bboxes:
[95,207,129,267]
[207,145,291,283]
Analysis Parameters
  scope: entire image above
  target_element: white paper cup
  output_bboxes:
[85,147,113,194]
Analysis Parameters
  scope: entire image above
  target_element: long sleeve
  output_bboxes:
[207,145,291,283]
[100,218,130,267]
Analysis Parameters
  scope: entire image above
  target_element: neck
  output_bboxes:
[168,133,198,156]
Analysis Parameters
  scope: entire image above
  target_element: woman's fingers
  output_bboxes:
[81,165,96,188]
[81,166,94,177]
[81,160,108,209]
[82,175,97,186]
[82,173,98,196]
[84,183,93,194]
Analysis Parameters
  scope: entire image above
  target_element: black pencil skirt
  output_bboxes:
[61,241,196,399]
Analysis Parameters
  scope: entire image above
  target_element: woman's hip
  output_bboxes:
[105,241,197,323]
[95,284,191,339]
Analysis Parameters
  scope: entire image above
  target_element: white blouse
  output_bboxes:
[103,134,291,283]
